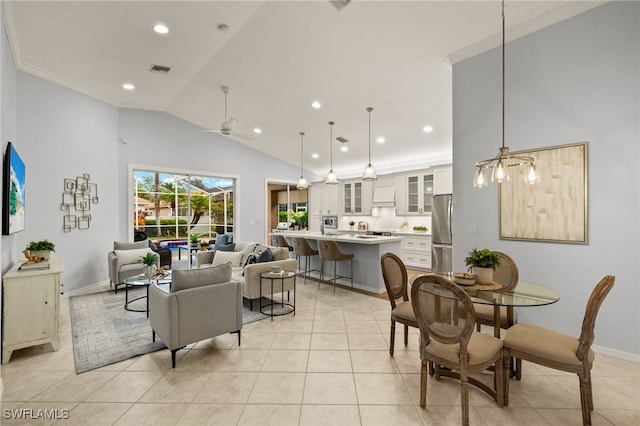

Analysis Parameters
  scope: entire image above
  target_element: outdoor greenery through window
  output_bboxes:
[133,169,234,242]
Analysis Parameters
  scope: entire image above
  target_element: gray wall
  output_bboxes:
[452,1,639,355]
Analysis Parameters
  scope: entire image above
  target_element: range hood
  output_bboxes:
[371,186,395,207]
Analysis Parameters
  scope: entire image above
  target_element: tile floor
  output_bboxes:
[1,278,639,425]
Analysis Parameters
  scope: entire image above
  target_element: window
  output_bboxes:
[132,169,234,241]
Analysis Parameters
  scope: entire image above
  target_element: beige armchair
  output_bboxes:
[149,263,243,368]
[107,240,159,293]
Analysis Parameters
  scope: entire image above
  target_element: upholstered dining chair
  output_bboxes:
[380,253,418,356]
[473,251,519,333]
[412,274,504,426]
[502,275,615,426]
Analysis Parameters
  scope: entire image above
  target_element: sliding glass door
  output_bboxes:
[133,168,234,241]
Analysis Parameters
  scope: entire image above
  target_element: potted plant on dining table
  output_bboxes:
[464,248,501,284]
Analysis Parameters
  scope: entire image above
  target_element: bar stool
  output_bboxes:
[292,238,319,284]
[271,234,294,253]
[317,240,353,293]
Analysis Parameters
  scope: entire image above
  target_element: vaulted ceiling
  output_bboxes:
[5,1,602,178]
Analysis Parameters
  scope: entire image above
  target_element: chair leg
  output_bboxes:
[503,349,511,406]
[461,373,470,426]
[389,320,396,356]
[318,260,324,289]
[152,330,156,342]
[171,349,178,368]
[231,330,241,346]
[350,258,353,287]
[420,359,428,408]
[403,324,409,346]
[333,261,337,293]
[495,351,504,407]
[579,372,593,425]
[515,358,522,380]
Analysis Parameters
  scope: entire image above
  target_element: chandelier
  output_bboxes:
[474,0,538,188]
[296,132,308,190]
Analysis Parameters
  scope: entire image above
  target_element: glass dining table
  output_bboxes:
[426,273,561,338]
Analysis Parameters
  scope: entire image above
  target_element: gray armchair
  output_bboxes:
[108,240,159,293]
[149,263,243,368]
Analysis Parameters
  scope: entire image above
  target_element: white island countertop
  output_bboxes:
[272,231,404,245]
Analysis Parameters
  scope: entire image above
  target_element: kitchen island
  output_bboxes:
[272,232,403,294]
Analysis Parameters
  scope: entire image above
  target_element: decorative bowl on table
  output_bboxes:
[453,272,476,286]
[271,265,282,274]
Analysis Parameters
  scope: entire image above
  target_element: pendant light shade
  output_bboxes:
[325,121,338,185]
[297,131,308,190]
[362,107,377,181]
[473,0,538,188]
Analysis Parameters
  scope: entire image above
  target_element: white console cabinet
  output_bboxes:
[2,256,63,363]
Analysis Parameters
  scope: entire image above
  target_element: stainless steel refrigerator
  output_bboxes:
[432,194,452,273]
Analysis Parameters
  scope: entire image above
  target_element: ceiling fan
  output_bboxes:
[202,85,239,136]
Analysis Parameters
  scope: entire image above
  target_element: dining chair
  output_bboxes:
[502,275,615,426]
[474,251,519,333]
[380,253,418,356]
[412,274,504,426]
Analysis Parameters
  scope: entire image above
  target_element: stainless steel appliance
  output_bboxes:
[321,215,338,234]
[432,194,452,273]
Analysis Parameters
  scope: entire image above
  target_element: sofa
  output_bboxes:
[196,241,297,310]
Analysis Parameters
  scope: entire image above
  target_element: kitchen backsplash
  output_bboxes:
[339,206,431,232]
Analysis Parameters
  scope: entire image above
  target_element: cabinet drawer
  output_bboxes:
[401,250,431,268]
[401,236,431,251]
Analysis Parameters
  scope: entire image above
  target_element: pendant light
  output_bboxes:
[296,132,308,190]
[473,0,538,188]
[325,121,338,185]
[362,107,377,181]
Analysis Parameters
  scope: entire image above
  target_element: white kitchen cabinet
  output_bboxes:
[433,166,453,195]
[2,256,63,363]
[309,182,339,215]
[396,171,433,215]
[401,235,431,270]
[343,179,373,215]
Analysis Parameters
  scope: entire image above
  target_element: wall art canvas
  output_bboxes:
[3,142,26,235]
[499,142,588,243]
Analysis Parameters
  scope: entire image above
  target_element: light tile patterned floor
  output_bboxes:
[1,278,639,425]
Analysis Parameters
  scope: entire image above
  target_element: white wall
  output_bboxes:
[452,2,639,356]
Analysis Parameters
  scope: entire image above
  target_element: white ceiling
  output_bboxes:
[5,0,602,179]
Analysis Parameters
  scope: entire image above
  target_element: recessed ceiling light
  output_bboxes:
[376,136,385,143]
[340,146,348,152]
[311,101,321,109]
[312,153,319,159]
[423,125,434,133]
[153,24,169,34]
[122,83,135,90]
[253,128,262,134]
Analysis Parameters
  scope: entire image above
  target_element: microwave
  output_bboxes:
[322,215,338,229]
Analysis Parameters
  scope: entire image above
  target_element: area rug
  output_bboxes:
[70,288,269,373]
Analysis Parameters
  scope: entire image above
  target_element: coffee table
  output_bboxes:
[123,273,172,317]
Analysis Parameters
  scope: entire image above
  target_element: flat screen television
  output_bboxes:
[2,142,26,235]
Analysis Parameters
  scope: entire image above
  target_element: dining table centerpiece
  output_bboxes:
[464,248,501,284]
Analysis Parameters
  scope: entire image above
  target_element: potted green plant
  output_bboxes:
[140,251,159,276]
[189,233,205,247]
[413,226,428,233]
[199,241,210,251]
[349,220,355,230]
[464,248,501,284]
[25,239,56,260]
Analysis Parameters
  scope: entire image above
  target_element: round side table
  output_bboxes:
[259,271,296,320]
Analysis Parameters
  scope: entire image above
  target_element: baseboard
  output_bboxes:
[592,344,640,364]
[63,280,112,298]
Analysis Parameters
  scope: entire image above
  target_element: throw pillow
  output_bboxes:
[237,242,259,266]
[172,263,232,292]
[114,248,154,265]
[242,253,258,276]
[113,240,148,251]
[214,233,229,249]
[216,243,236,252]
[256,248,273,263]
[212,250,243,267]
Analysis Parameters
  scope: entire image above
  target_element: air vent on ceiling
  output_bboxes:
[329,0,351,11]
[336,136,349,143]
[149,64,171,73]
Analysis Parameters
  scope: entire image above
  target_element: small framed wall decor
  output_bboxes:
[499,142,588,244]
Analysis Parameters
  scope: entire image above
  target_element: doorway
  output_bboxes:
[266,182,308,241]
